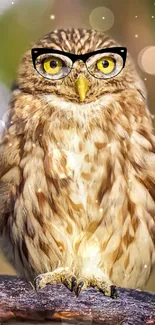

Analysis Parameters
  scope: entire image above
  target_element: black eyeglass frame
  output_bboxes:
[31,47,127,80]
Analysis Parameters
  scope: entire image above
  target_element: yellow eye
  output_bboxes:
[43,57,62,74]
[97,56,115,74]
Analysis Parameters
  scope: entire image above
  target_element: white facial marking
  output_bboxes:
[44,93,115,111]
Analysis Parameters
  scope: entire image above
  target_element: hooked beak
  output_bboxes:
[75,74,89,102]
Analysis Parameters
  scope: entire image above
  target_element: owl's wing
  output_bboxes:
[0,130,22,233]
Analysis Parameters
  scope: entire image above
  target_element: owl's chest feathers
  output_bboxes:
[49,128,124,221]
[48,126,155,241]
[55,136,102,213]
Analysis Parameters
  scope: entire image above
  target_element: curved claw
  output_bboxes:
[63,275,77,292]
[34,275,42,291]
[75,281,85,297]
[110,285,118,299]
[71,276,77,292]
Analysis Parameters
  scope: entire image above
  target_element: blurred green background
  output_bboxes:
[0,0,155,292]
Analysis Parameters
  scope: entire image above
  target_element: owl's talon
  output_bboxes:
[63,275,77,292]
[71,276,77,291]
[74,277,90,297]
[75,280,85,297]
[34,275,43,291]
[110,285,118,299]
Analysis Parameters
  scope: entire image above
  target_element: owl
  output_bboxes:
[0,28,155,298]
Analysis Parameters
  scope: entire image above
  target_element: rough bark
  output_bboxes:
[0,275,155,325]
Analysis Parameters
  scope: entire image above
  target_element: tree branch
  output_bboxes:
[0,275,155,324]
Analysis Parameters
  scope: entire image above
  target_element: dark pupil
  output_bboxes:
[102,60,109,68]
[50,60,58,68]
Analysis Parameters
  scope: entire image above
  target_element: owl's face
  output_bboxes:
[17,28,146,105]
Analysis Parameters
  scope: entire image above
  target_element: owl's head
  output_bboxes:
[17,28,146,105]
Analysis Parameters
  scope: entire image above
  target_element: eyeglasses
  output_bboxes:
[31,47,127,80]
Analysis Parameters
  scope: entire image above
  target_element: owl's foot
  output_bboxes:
[34,267,117,299]
[34,267,77,293]
[91,277,118,299]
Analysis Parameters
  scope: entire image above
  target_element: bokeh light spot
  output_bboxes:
[89,7,114,31]
[50,14,55,20]
[138,46,155,75]
[0,0,19,14]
